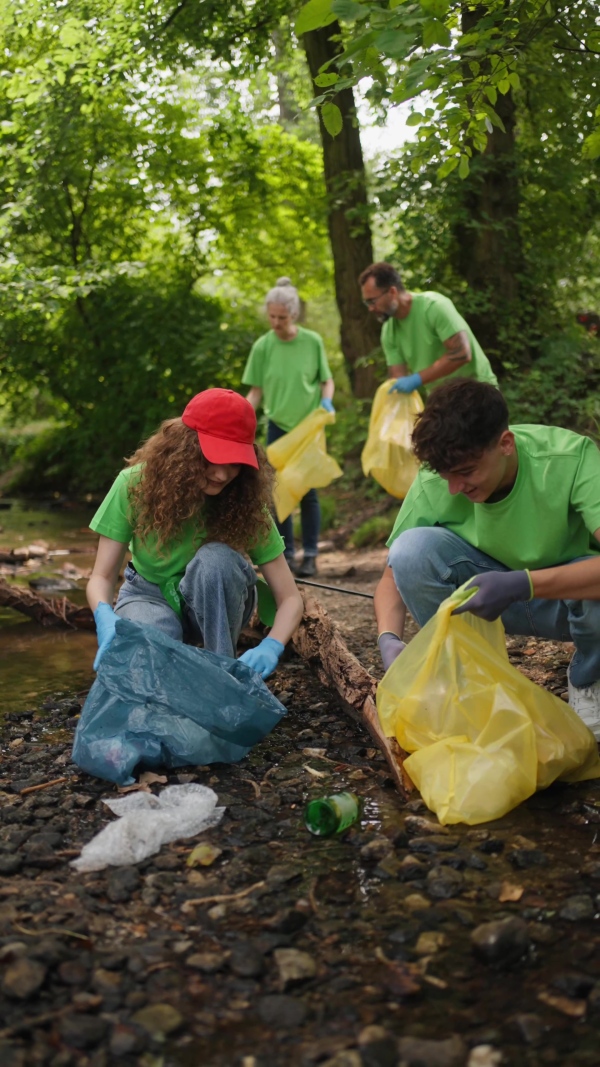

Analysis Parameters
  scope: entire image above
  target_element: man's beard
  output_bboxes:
[376,311,391,323]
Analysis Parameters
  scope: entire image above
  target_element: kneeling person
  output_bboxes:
[374,378,600,738]
[87,388,303,680]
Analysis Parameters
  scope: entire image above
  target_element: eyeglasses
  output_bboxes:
[363,287,390,308]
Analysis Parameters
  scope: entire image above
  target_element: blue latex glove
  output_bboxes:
[452,570,533,623]
[93,602,119,670]
[389,373,423,394]
[239,636,285,680]
[320,398,335,414]
[378,631,406,672]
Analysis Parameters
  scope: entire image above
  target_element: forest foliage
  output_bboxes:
[0,0,599,493]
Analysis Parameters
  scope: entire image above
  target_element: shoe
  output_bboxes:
[296,556,317,578]
[284,556,298,575]
[567,668,600,740]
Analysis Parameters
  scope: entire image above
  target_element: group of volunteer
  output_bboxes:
[86,261,600,742]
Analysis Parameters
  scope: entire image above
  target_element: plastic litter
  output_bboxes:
[361,382,423,499]
[377,584,600,825]
[70,783,224,872]
[266,408,343,523]
[72,618,287,786]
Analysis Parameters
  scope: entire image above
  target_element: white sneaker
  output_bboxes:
[567,668,600,740]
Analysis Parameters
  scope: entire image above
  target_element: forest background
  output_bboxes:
[0,0,599,505]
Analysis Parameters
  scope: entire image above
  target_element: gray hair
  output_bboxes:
[264,277,300,320]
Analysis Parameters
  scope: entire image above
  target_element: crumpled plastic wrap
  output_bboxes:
[70,783,224,872]
[72,618,287,785]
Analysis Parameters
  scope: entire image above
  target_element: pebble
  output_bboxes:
[426,866,463,899]
[409,835,458,854]
[106,866,140,903]
[59,1013,109,1049]
[257,993,307,1028]
[229,942,266,978]
[508,1012,545,1045]
[186,951,228,973]
[130,1002,183,1037]
[559,895,595,921]
[396,1034,466,1066]
[274,948,317,988]
[1,957,47,999]
[467,1047,503,1067]
[471,917,530,965]
[509,848,549,869]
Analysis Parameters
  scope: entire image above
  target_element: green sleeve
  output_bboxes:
[242,335,267,387]
[386,476,435,548]
[381,319,402,367]
[571,438,600,536]
[426,294,468,343]
[248,515,286,566]
[316,334,332,382]
[89,469,135,544]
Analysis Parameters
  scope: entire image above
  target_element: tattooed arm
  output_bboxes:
[417,330,472,385]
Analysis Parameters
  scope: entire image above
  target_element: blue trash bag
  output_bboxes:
[72,618,287,786]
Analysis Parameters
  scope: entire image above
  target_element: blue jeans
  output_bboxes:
[267,420,320,559]
[389,527,600,688]
[115,542,257,659]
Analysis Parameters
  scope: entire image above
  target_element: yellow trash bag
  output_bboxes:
[377,585,600,826]
[361,382,423,499]
[266,408,343,524]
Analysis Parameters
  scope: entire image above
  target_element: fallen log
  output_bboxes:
[292,591,412,797]
[0,577,95,630]
[0,544,48,564]
[0,578,411,795]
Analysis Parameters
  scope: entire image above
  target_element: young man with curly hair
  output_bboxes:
[375,378,600,737]
[87,389,303,680]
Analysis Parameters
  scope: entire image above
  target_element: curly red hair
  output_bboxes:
[125,419,275,553]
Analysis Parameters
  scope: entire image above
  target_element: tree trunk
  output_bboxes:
[302,23,381,397]
[453,4,528,373]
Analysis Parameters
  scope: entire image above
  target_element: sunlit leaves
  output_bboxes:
[321,101,343,136]
[295,0,336,36]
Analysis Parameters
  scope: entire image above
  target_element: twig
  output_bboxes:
[14,924,90,941]
[181,880,266,912]
[308,877,320,916]
[19,777,68,795]
[238,777,261,799]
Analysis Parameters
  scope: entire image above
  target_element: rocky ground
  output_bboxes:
[2,546,600,1067]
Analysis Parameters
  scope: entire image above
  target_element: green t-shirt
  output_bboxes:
[381,291,498,390]
[90,466,285,613]
[242,326,332,432]
[387,425,600,570]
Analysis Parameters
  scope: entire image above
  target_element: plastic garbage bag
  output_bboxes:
[266,408,343,523]
[377,585,600,825]
[72,618,287,786]
[71,783,224,872]
[361,382,423,499]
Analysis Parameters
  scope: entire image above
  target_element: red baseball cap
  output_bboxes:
[181,389,258,469]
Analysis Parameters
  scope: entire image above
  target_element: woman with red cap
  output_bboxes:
[86,388,303,679]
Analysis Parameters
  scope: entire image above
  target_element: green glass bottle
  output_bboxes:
[304,792,361,836]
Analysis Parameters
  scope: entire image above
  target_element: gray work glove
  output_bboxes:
[452,570,533,623]
[378,631,406,672]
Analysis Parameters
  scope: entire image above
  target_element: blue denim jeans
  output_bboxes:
[267,420,320,559]
[389,526,600,688]
[115,542,257,658]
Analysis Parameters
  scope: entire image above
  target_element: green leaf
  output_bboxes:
[314,72,339,86]
[331,0,368,23]
[296,0,336,35]
[485,85,497,105]
[406,112,424,126]
[321,101,343,137]
[420,0,449,16]
[583,129,600,160]
[59,23,83,47]
[422,18,451,48]
[373,28,417,59]
[437,156,459,179]
[497,78,511,94]
[508,71,520,90]
[458,154,470,178]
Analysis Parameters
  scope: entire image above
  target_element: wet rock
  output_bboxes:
[397,856,428,882]
[106,866,140,903]
[405,816,448,837]
[58,960,90,986]
[396,1034,466,1066]
[374,854,405,879]
[130,1002,183,1037]
[508,1012,544,1045]
[92,967,123,995]
[471,917,530,965]
[274,948,317,988]
[509,849,548,869]
[229,941,265,978]
[467,1047,502,1067]
[257,993,307,1028]
[360,837,394,863]
[186,951,228,973]
[552,972,595,998]
[1,956,47,998]
[323,1054,362,1067]
[414,931,449,956]
[109,1023,148,1056]
[559,895,595,921]
[476,837,504,854]
[0,855,23,875]
[0,1044,27,1067]
[426,866,463,899]
[409,836,458,854]
[59,1014,108,1049]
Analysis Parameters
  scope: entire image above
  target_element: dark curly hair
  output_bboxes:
[125,419,275,554]
[412,380,509,472]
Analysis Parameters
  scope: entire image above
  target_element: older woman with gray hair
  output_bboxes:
[243,277,335,578]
